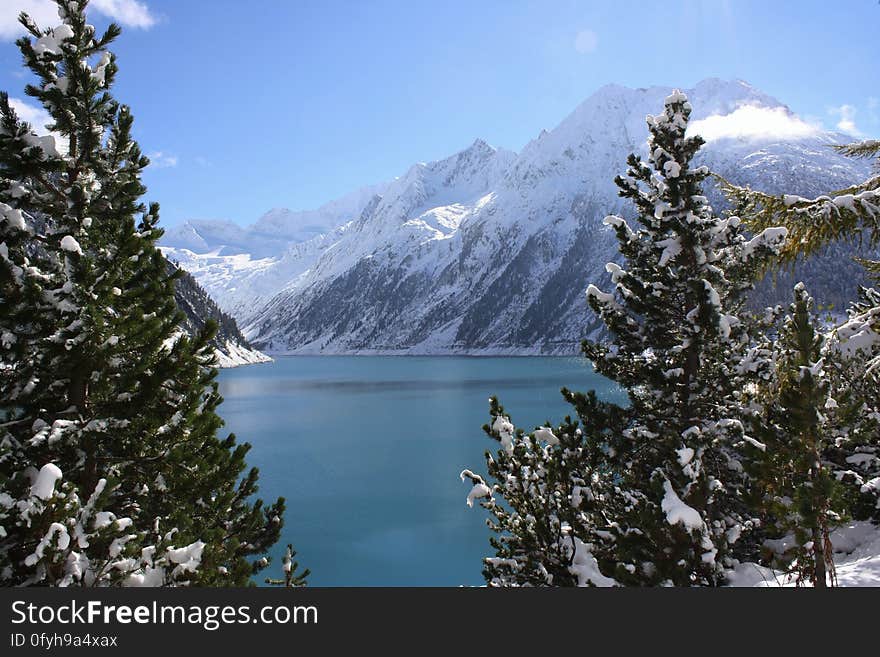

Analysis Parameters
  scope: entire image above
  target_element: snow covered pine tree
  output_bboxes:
[460,393,627,586]
[740,284,847,586]
[725,140,880,523]
[0,0,292,586]
[463,90,788,586]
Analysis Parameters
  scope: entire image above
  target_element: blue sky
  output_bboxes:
[1,0,878,228]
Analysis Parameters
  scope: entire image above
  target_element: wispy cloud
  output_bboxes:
[574,29,598,54]
[688,105,821,143]
[829,104,861,136]
[148,151,178,169]
[1,0,158,40]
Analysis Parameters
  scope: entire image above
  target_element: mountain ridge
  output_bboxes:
[160,79,873,355]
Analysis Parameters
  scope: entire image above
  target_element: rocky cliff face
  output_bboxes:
[169,260,271,366]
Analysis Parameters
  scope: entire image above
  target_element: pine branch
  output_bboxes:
[719,173,880,263]
[833,139,880,159]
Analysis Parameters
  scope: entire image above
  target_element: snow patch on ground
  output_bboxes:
[727,521,880,587]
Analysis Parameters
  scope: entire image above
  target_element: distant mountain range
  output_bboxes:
[160,79,874,355]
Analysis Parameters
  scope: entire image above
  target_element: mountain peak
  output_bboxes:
[581,78,783,114]
[546,78,787,144]
[257,207,293,223]
[688,78,785,116]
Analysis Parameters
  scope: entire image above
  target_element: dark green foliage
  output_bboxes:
[742,284,848,586]
[0,0,291,585]
[462,394,626,586]
[726,138,880,529]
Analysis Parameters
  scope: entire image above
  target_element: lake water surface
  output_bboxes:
[216,356,623,586]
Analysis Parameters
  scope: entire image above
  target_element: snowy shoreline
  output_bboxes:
[214,339,273,368]
[259,345,584,358]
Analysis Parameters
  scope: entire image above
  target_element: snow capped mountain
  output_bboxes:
[164,181,390,258]
[161,79,873,355]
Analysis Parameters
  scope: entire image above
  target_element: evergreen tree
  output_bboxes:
[464,91,788,586]
[580,91,787,585]
[822,282,880,522]
[741,283,847,586]
[0,0,288,585]
[461,393,627,586]
[725,140,880,523]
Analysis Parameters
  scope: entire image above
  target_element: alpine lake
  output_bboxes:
[216,356,625,586]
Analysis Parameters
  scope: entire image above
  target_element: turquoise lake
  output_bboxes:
[216,356,624,586]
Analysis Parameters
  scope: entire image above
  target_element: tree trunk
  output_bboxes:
[812,526,827,588]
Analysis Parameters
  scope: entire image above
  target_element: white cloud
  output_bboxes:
[574,29,598,54]
[1,0,157,40]
[830,104,861,136]
[148,151,178,169]
[8,96,52,134]
[0,0,57,38]
[90,0,156,28]
[688,105,821,143]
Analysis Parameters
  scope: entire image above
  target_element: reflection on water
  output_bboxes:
[221,375,576,396]
[216,356,623,586]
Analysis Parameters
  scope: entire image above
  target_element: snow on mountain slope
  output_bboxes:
[164,226,349,325]
[164,181,388,257]
[162,79,873,355]
[161,181,387,322]
[170,261,271,367]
